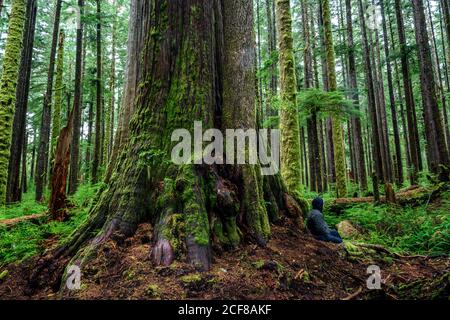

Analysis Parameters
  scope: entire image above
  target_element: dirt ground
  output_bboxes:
[0,216,448,300]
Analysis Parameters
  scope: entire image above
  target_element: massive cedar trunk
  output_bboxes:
[105,0,147,183]
[345,0,367,191]
[0,0,26,205]
[6,0,37,203]
[68,0,84,195]
[44,0,303,282]
[35,0,63,202]
[411,0,450,181]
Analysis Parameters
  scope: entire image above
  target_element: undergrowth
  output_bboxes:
[0,184,99,267]
[324,191,450,256]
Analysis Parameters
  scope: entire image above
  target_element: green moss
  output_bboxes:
[180,273,202,284]
[144,284,160,298]
[322,0,347,198]
[275,0,302,195]
[49,30,65,167]
[0,0,27,205]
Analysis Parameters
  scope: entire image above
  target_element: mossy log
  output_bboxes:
[327,184,447,214]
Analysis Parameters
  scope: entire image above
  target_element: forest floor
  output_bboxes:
[0,186,449,300]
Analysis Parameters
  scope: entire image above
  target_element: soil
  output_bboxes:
[0,217,448,300]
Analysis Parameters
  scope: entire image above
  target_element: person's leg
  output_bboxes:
[325,232,343,244]
[330,229,341,238]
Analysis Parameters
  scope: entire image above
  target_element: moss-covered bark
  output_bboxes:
[322,0,347,198]
[0,0,26,205]
[44,1,306,287]
[275,0,302,196]
[50,30,65,170]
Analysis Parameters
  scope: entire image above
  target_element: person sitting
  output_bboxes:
[306,197,343,244]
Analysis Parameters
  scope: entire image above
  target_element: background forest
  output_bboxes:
[0,0,448,300]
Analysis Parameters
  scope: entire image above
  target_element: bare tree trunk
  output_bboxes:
[394,0,421,184]
[35,0,62,202]
[345,0,367,191]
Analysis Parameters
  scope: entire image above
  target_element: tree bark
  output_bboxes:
[380,0,403,186]
[49,30,65,187]
[394,0,422,184]
[322,0,347,197]
[68,0,84,195]
[0,0,27,205]
[275,0,303,197]
[35,0,62,202]
[48,0,304,283]
[411,0,450,181]
[5,0,37,203]
[345,0,367,191]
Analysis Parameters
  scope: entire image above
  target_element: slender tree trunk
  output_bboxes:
[30,127,36,182]
[358,0,383,189]
[0,0,27,205]
[35,0,63,202]
[21,131,27,194]
[68,0,84,194]
[345,0,367,191]
[275,0,303,196]
[5,0,37,203]
[394,0,421,184]
[322,0,347,197]
[411,0,450,181]
[265,0,278,113]
[426,0,450,155]
[49,30,65,185]
[380,0,403,186]
[92,0,103,184]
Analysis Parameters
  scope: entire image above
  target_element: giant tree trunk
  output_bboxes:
[411,0,450,181]
[5,0,37,203]
[35,0,63,202]
[48,0,303,283]
[105,0,146,183]
[0,0,26,205]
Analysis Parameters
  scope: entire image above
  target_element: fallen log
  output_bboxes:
[0,213,46,226]
[327,184,447,214]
